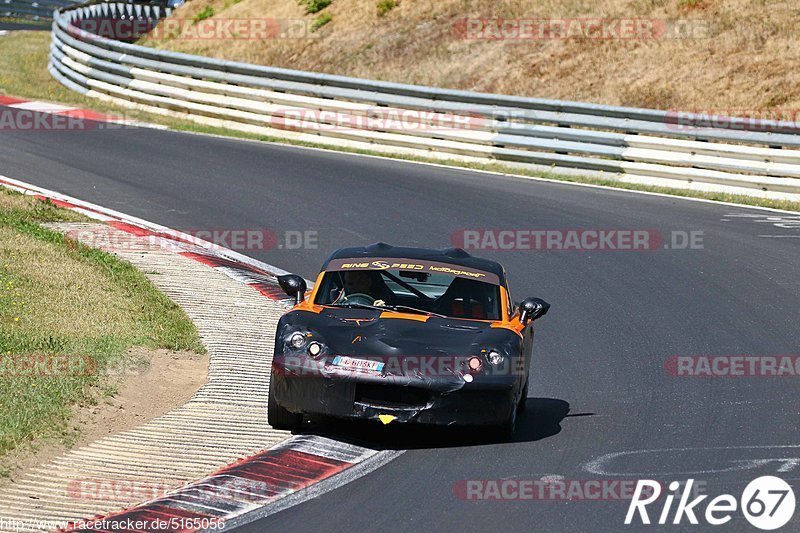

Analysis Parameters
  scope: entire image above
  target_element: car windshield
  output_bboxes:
[314,268,502,320]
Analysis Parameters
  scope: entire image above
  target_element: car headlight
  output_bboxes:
[467,356,483,372]
[307,341,323,357]
[289,332,307,349]
[487,350,504,366]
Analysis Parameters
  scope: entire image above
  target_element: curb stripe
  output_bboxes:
[0,175,400,532]
[64,438,368,532]
[177,251,290,302]
[103,222,294,303]
[103,220,294,304]
[0,95,28,105]
[0,93,158,128]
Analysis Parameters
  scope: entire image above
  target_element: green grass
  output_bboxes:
[298,0,332,14]
[1,31,798,213]
[193,6,215,24]
[312,12,332,31]
[0,190,204,460]
[0,17,49,27]
[376,0,398,17]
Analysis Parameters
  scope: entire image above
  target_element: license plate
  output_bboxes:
[331,356,384,373]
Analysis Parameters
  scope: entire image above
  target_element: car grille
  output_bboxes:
[355,384,430,409]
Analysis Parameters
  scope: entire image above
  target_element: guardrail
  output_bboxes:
[48,3,800,197]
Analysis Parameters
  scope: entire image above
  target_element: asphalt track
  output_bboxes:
[1,107,799,531]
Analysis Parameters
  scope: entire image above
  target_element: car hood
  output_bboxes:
[277,307,520,358]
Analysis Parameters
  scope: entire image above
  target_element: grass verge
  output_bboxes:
[0,188,205,463]
[1,30,799,213]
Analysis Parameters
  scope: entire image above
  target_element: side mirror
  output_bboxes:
[519,297,550,325]
[277,274,307,304]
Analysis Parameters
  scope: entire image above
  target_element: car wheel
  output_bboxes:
[499,404,517,440]
[268,382,302,431]
[485,402,517,441]
[517,378,529,413]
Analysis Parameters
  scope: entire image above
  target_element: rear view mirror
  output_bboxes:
[400,271,429,282]
[519,297,550,325]
[277,274,307,304]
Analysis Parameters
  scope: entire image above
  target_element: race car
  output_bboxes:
[267,243,550,438]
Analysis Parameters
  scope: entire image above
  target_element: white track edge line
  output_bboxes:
[154,122,800,216]
[216,448,405,530]
[0,174,403,524]
[0,174,294,277]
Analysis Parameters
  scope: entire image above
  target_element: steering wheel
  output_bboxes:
[338,293,377,306]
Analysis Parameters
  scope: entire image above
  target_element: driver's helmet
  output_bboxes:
[338,270,393,304]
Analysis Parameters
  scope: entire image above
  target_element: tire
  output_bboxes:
[498,404,517,440]
[268,382,302,431]
[484,400,517,441]
[517,378,529,413]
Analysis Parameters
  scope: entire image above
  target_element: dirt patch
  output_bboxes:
[0,189,205,468]
[75,347,208,443]
[0,348,208,488]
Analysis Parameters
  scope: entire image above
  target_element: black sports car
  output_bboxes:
[268,243,550,437]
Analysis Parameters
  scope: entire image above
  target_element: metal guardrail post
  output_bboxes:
[45,2,800,196]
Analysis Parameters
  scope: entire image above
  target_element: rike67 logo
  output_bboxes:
[626,477,795,530]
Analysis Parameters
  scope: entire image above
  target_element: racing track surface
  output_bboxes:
[1,106,799,531]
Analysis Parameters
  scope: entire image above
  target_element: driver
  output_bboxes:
[337,270,394,305]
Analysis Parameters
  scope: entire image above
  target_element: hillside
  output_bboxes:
[146,0,800,114]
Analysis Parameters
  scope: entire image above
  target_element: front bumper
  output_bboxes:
[270,360,518,426]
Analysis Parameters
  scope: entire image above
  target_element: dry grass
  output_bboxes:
[148,0,800,112]
[1,227,155,342]
[1,28,798,216]
[0,226,127,343]
[0,190,204,461]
